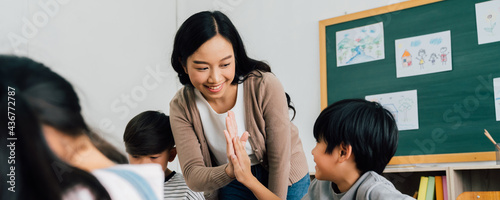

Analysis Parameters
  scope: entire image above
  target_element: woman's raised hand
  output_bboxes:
[224,111,281,200]
[224,111,249,178]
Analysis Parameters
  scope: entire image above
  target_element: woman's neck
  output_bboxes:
[207,83,238,114]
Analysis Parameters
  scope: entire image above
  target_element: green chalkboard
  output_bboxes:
[319,0,500,164]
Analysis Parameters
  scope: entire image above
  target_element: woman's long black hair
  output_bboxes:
[171,11,296,119]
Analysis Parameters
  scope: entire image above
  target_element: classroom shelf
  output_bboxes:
[383,165,500,199]
[383,167,448,198]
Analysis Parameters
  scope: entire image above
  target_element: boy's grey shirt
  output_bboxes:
[302,171,415,200]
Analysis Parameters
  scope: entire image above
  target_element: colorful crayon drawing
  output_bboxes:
[336,22,385,67]
[439,47,449,65]
[429,53,438,65]
[415,49,427,69]
[366,90,419,131]
[401,50,412,67]
[476,0,500,45]
[395,31,452,78]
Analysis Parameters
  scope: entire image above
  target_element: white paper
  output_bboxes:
[366,90,419,131]
[476,0,500,45]
[395,31,452,78]
[494,78,500,121]
[336,22,385,67]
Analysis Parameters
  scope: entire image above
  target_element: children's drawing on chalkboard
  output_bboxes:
[401,50,412,67]
[395,30,452,78]
[365,90,419,131]
[476,0,500,45]
[493,78,500,121]
[336,22,385,67]
[429,53,438,65]
[415,49,427,69]
[439,47,449,65]
[398,97,414,122]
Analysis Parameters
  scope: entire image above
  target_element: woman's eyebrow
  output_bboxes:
[193,55,232,64]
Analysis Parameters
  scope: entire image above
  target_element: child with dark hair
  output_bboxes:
[226,99,414,200]
[124,111,205,200]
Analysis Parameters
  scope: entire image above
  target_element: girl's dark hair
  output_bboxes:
[0,55,111,199]
[124,111,174,155]
[171,11,296,119]
[313,99,399,174]
[0,56,126,164]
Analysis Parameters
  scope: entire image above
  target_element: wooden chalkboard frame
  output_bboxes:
[319,0,498,165]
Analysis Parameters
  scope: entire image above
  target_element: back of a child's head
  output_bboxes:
[124,111,174,155]
[313,99,398,174]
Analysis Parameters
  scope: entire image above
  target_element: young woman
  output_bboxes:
[0,55,164,200]
[169,11,309,200]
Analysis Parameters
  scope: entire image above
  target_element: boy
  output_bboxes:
[227,99,414,200]
[124,111,205,200]
[302,99,413,200]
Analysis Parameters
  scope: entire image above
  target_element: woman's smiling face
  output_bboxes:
[184,34,236,104]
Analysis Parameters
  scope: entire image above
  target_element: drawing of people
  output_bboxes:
[415,49,426,69]
[429,53,438,65]
[440,47,449,65]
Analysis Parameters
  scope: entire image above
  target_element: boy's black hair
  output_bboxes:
[123,111,174,155]
[313,99,398,174]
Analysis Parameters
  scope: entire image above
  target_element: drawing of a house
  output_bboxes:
[401,50,412,67]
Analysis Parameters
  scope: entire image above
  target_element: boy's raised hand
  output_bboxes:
[224,111,249,178]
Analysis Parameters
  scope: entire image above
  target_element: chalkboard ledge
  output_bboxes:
[388,151,497,165]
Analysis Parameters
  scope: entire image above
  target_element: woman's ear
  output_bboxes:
[179,58,188,74]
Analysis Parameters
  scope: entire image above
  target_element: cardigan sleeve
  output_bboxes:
[258,73,292,198]
[169,89,233,192]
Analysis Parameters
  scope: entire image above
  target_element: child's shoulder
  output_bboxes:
[302,179,333,200]
[164,172,205,200]
[357,171,415,200]
[164,171,187,185]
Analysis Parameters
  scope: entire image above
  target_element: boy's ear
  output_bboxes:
[168,147,177,162]
[338,143,353,163]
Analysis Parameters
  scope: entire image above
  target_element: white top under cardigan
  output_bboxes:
[194,84,258,165]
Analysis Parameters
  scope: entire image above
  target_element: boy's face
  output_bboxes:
[311,140,341,182]
[128,148,176,172]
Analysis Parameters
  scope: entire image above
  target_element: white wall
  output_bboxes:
[1,0,182,170]
[1,0,407,173]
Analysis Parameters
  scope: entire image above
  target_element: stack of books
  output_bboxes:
[416,176,447,200]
